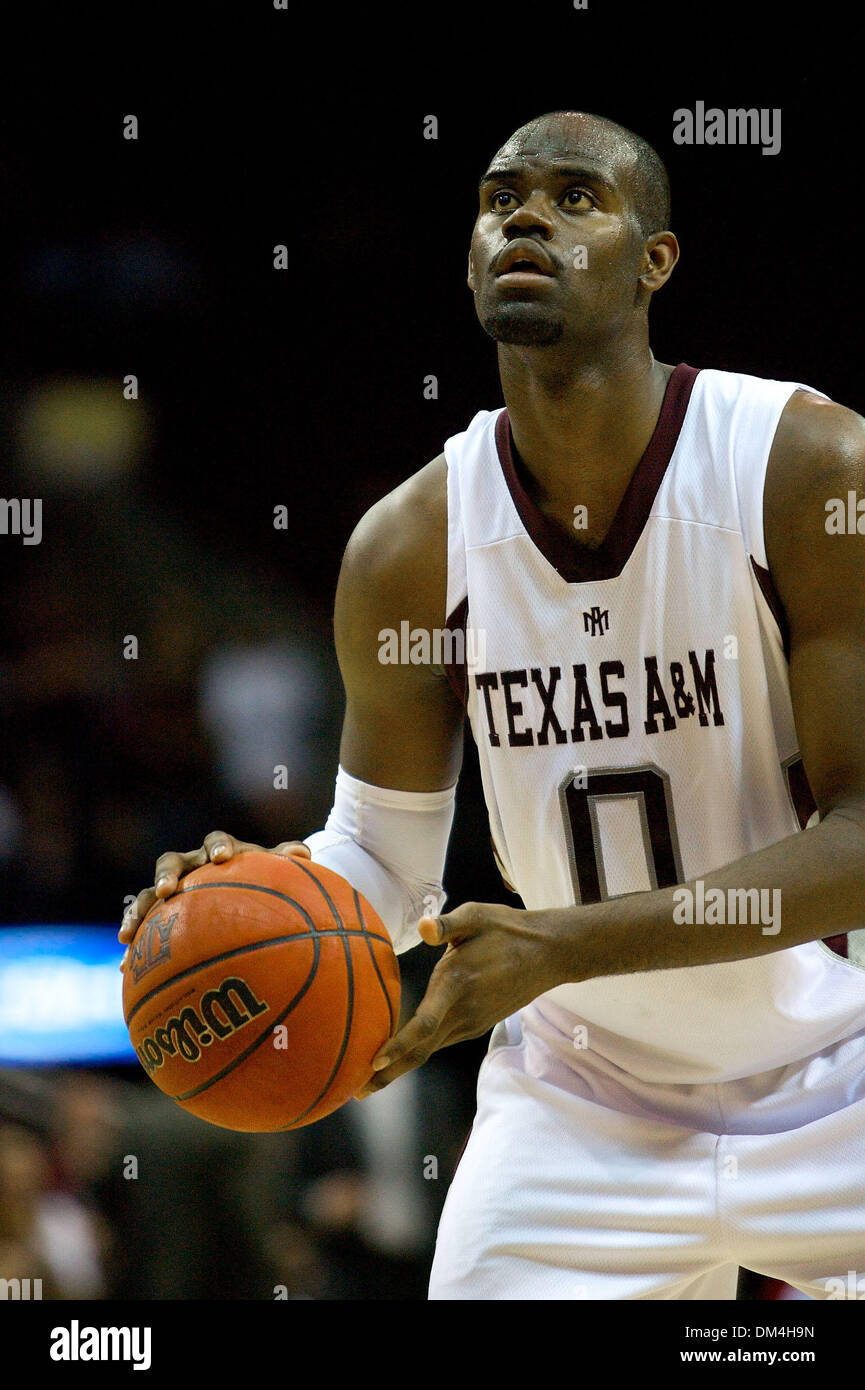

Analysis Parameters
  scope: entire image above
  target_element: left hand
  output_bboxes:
[355,901,577,1098]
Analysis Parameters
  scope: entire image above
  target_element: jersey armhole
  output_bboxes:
[734,381,829,569]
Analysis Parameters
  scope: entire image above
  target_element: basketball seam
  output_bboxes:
[274,859,356,1128]
[353,887,395,1035]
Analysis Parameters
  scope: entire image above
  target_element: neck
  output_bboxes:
[498,335,673,533]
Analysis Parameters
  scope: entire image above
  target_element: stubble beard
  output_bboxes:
[479,302,565,347]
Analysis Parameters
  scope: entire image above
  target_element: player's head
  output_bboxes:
[468,110,678,350]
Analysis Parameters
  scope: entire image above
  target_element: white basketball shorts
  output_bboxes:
[428,1000,865,1300]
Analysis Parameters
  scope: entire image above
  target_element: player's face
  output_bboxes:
[468,119,645,349]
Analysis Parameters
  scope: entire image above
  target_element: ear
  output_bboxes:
[638,231,680,294]
[467,248,477,292]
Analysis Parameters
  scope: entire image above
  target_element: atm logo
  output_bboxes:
[583,606,610,637]
[135,977,269,1074]
[130,910,178,982]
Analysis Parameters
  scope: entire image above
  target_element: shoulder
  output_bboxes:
[768,389,865,505]
[764,389,865,622]
[339,452,447,606]
[335,453,448,656]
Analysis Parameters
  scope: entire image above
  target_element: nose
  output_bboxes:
[501,194,555,240]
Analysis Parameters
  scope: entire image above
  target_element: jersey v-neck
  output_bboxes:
[494,362,702,583]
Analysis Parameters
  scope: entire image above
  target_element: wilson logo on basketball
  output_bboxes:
[135,977,269,1075]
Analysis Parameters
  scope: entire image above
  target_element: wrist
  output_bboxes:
[534,904,601,989]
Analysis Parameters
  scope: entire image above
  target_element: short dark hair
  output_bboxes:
[520,111,671,239]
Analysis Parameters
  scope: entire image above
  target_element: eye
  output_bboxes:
[490,190,517,211]
[562,187,593,209]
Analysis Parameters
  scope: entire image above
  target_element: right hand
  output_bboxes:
[118,831,311,960]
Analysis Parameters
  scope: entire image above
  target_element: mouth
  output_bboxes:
[498,262,550,279]
[494,265,556,294]
[494,243,556,278]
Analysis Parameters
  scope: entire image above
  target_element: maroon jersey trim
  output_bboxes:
[494,363,701,584]
[750,556,791,660]
[443,594,468,708]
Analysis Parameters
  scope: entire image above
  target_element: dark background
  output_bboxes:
[0,0,861,1300]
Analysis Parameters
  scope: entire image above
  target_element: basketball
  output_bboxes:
[121,851,401,1132]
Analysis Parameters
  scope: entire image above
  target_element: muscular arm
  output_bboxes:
[334,452,464,791]
[768,394,865,826]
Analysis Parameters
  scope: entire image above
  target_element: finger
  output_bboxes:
[203,830,237,863]
[136,885,158,921]
[118,912,137,944]
[154,846,207,898]
[271,841,312,858]
[204,828,269,861]
[118,885,158,943]
[355,1009,444,1098]
[118,902,138,943]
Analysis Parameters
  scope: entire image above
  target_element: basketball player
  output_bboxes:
[120,112,865,1300]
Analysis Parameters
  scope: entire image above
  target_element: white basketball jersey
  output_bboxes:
[444,363,865,1084]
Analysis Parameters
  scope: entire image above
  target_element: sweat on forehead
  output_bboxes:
[495,112,636,165]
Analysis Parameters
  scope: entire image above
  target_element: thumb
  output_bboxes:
[418,915,443,945]
[419,902,484,947]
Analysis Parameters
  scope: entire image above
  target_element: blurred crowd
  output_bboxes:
[0,1056,470,1299]
[0,376,343,922]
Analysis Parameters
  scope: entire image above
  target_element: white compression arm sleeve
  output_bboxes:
[303,766,457,955]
